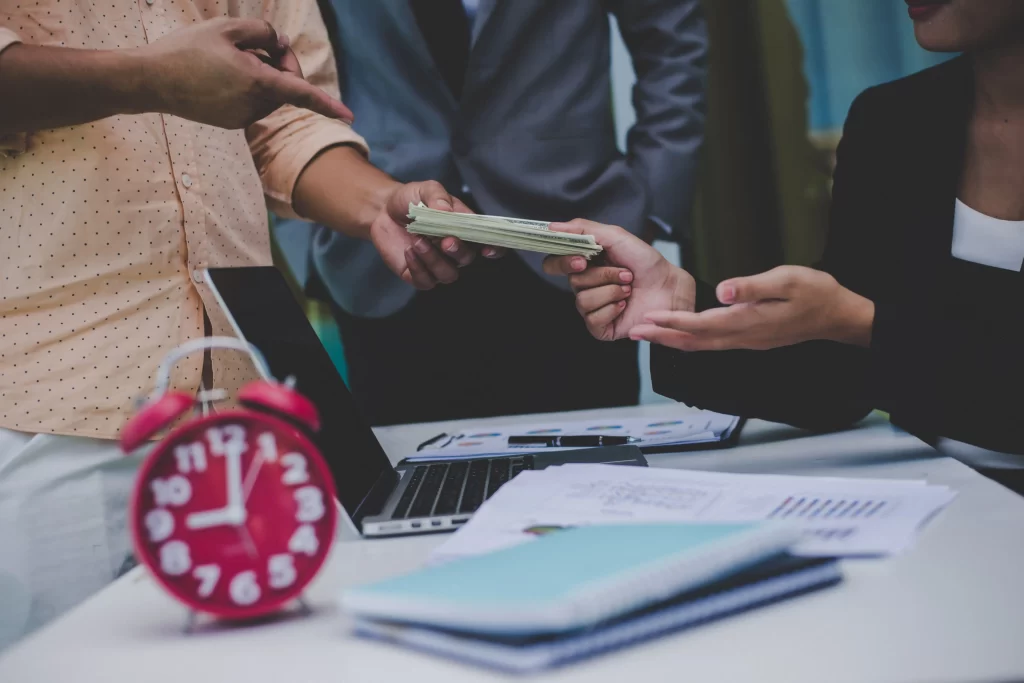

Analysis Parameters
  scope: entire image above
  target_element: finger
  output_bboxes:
[438,236,476,268]
[416,180,455,213]
[404,247,438,290]
[548,219,636,251]
[411,238,459,284]
[628,324,708,351]
[567,266,633,292]
[718,267,797,305]
[576,284,631,315]
[256,68,354,122]
[642,306,753,336]
[585,301,628,336]
[274,45,305,80]
[225,19,281,52]
[542,255,588,276]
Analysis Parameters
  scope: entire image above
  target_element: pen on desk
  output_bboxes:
[507,435,641,448]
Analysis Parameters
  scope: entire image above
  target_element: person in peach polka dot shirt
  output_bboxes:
[0,2,497,649]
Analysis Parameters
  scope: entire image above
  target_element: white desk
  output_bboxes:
[3,406,1024,683]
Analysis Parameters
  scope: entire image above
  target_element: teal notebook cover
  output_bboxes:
[341,523,798,634]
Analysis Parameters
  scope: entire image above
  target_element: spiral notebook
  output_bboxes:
[341,523,801,634]
[353,553,841,673]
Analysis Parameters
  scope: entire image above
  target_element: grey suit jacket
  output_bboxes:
[292,0,707,317]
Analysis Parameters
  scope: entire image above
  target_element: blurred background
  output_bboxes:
[271,0,953,406]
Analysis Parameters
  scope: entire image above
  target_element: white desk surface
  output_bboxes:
[3,405,1024,683]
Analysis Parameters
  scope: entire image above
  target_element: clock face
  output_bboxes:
[131,410,337,618]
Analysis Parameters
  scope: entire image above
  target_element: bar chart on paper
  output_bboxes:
[431,465,957,563]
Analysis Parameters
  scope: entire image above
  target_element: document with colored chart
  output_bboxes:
[431,464,956,561]
[409,412,741,461]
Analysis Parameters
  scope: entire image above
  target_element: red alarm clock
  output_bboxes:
[120,337,337,620]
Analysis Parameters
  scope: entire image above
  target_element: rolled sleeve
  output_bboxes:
[248,108,368,219]
[247,0,369,219]
[0,28,27,157]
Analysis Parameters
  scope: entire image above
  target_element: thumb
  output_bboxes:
[717,267,792,304]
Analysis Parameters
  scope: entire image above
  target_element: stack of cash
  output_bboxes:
[406,203,603,258]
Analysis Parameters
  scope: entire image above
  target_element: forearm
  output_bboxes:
[0,44,154,135]
[292,145,399,240]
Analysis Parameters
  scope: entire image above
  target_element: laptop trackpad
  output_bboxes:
[533,445,647,469]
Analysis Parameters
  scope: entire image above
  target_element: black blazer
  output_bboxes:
[652,56,1024,455]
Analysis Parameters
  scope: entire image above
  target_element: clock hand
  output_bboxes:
[241,450,266,505]
[186,508,240,530]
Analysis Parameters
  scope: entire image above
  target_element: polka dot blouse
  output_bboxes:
[0,3,367,440]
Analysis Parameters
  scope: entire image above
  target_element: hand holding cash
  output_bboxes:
[406,203,603,258]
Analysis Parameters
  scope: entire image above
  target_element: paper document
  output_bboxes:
[432,465,956,561]
[410,412,740,461]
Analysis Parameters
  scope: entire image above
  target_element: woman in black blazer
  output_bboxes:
[543,1,1024,479]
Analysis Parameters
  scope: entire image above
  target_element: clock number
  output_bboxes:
[159,540,192,576]
[206,424,247,459]
[288,524,319,557]
[151,475,192,507]
[281,452,309,486]
[294,486,325,523]
[267,554,297,590]
[144,508,175,543]
[192,564,221,598]
[174,442,207,474]
[257,432,279,463]
[229,570,261,606]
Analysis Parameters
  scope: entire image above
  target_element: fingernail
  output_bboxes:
[619,271,633,283]
[414,239,430,254]
[719,285,735,304]
[571,258,586,271]
[445,241,458,253]
[435,199,453,211]
[621,285,631,294]
[619,301,627,308]
[279,33,291,47]
[483,248,496,257]
[629,332,645,341]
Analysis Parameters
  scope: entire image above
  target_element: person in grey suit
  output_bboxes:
[284,0,707,425]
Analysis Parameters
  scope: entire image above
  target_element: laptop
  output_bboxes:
[203,266,647,538]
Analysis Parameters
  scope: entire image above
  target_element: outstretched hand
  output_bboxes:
[630,265,875,351]
[542,219,695,341]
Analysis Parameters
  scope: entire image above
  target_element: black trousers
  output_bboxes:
[332,253,640,426]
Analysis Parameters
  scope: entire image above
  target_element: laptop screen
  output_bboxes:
[205,266,394,522]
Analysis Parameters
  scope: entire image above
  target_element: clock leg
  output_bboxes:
[183,609,199,634]
[297,596,313,616]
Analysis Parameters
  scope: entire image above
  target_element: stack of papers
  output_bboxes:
[405,203,603,258]
[410,411,741,461]
[432,464,957,561]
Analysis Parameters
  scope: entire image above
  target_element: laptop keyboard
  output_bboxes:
[391,456,534,520]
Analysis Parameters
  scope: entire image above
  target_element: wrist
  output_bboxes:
[669,267,697,313]
[831,288,874,347]
[105,47,161,115]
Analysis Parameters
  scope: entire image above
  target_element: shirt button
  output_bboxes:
[191,269,204,285]
[145,0,155,5]
[181,173,193,189]
[461,184,471,195]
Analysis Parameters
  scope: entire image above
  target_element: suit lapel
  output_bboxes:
[381,0,459,110]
